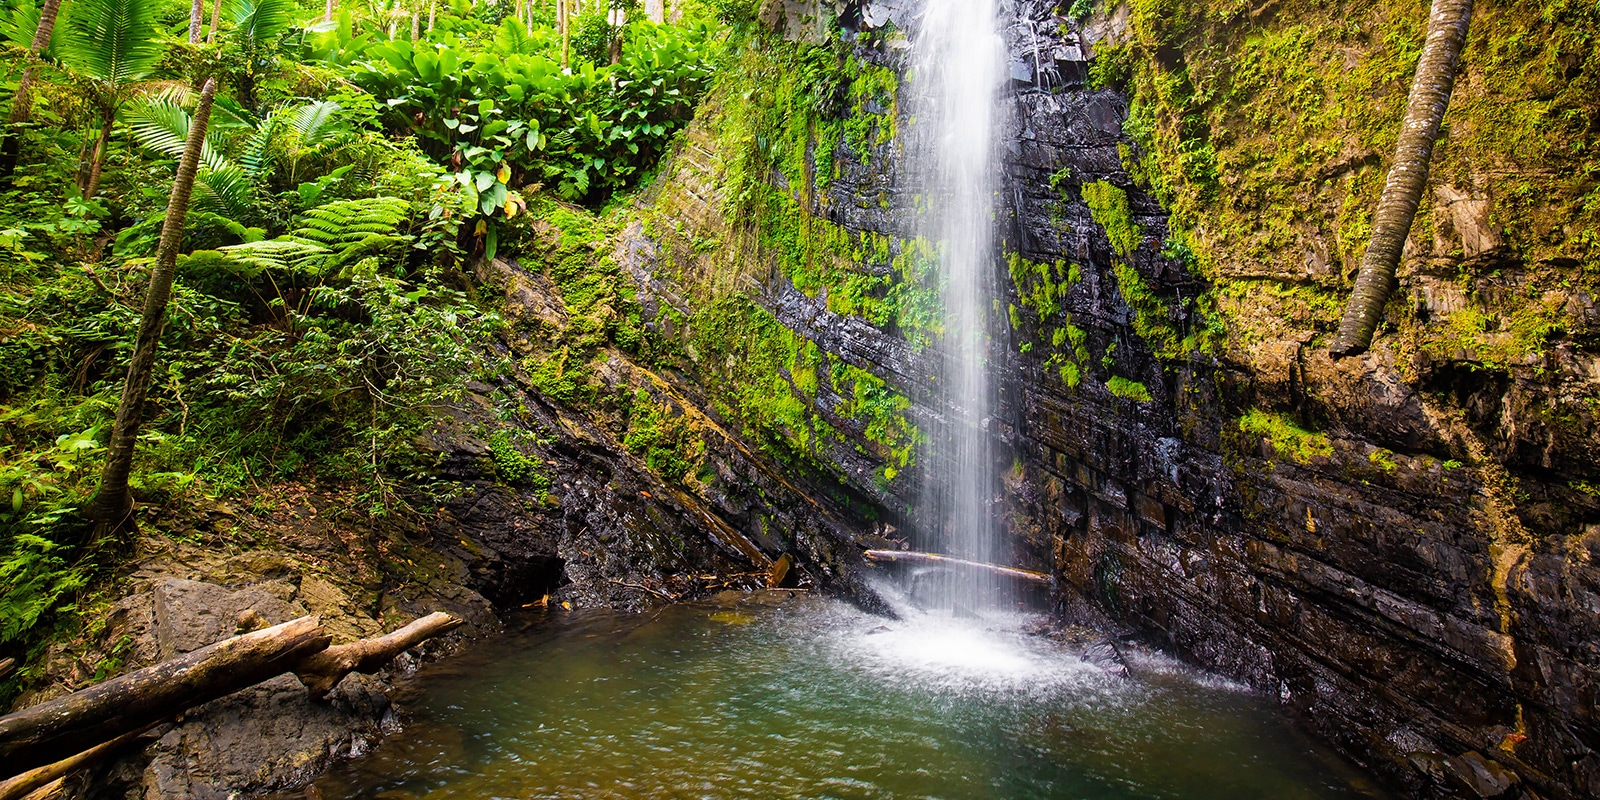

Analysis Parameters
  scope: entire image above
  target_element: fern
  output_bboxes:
[215,197,409,275]
[0,534,88,645]
[290,197,409,249]
[215,237,329,275]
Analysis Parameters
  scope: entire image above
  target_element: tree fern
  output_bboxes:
[216,197,409,276]
[290,197,409,250]
[214,237,328,275]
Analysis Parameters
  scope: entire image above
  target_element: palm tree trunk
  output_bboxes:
[81,116,114,201]
[86,79,219,536]
[189,0,204,43]
[559,0,570,70]
[1330,0,1474,358]
[206,0,224,44]
[0,0,65,180]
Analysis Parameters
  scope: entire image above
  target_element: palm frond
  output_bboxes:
[59,0,163,86]
[211,95,260,132]
[124,94,234,172]
[1,3,41,52]
[228,0,294,49]
[238,112,284,178]
[191,165,257,221]
[289,100,344,146]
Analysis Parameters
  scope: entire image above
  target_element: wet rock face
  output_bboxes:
[990,4,1597,798]
[622,1,1598,797]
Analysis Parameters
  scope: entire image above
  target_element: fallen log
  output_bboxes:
[0,611,462,778]
[0,724,153,800]
[16,779,62,800]
[0,616,329,774]
[863,550,1053,585]
[293,612,462,698]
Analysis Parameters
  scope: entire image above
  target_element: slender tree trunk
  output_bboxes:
[608,6,622,65]
[324,0,335,23]
[188,0,203,43]
[0,0,65,181]
[1330,0,1474,358]
[206,0,224,43]
[80,116,114,201]
[559,0,570,70]
[427,0,436,32]
[86,79,219,535]
[410,10,419,40]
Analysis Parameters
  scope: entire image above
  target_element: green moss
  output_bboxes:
[1106,375,1153,402]
[623,389,706,484]
[1368,447,1398,473]
[1239,408,1333,465]
[1081,181,1143,258]
[1110,0,1600,368]
[832,361,921,469]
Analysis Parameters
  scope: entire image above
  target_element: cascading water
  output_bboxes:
[907,0,1009,614]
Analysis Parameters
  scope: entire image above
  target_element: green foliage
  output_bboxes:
[1238,408,1332,464]
[1081,180,1142,258]
[1110,0,1600,369]
[347,16,717,208]
[1105,375,1152,402]
[57,0,163,88]
[487,428,548,489]
[0,534,88,645]
[623,389,704,484]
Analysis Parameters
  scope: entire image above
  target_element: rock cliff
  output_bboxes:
[613,1,1600,797]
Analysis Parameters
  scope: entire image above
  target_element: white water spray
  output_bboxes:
[908,0,1008,613]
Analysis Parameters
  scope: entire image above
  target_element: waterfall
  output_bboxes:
[907,0,1007,614]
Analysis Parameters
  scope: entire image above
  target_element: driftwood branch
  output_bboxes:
[0,724,153,800]
[0,611,462,778]
[863,550,1053,585]
[292,612,462,698]
[0,616,328,773]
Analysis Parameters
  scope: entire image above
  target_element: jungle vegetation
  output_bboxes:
[0,0,737,687]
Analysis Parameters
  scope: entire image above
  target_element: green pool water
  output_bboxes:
[306,591,1384,799]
